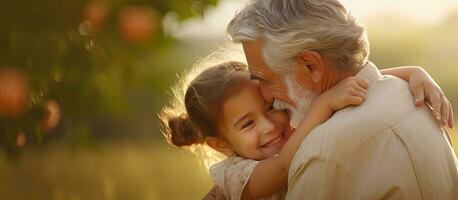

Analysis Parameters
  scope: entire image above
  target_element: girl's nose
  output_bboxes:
[259,115,276,135]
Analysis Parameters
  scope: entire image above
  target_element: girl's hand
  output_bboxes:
[407,67,454,128]
[325,77,369,111]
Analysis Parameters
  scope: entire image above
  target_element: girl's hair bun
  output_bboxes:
[167,114,203,146]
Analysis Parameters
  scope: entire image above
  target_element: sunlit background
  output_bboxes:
[0,0,457,199]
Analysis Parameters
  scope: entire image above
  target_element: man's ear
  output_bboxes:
[205,137,236,157]
[296,51,324,84]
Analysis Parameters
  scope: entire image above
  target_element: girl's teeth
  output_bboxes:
[265,136,282,147]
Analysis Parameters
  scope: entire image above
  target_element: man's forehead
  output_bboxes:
[242,39,279,82]
[242,40,265,62]
[242,38,265,48]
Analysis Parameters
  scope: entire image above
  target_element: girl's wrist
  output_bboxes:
[316,92,335,111]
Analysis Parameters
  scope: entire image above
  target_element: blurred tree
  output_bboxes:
[0,0,219,158]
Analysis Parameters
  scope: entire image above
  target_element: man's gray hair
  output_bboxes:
[227,0,369,73]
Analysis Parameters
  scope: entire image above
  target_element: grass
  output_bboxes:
[0,142,213,200]
[0,125,456,200]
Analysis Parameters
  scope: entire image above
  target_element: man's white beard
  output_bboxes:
[273,74,318,129]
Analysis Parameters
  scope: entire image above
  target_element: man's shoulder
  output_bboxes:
[300,75,417,160]
[334,75,414,125]
[332,76,415,135]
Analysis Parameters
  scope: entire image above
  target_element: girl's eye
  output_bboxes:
[241,120,254,130]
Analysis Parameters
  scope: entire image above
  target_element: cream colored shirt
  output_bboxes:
[210,156,286,200]
[286,62,458,200]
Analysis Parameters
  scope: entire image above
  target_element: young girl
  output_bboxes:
[161,61,452,200]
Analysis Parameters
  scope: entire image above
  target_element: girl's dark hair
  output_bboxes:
[161,61,248,147]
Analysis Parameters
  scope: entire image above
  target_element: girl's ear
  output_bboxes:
[206,137,236,157]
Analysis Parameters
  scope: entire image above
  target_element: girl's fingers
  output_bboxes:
[440,95,449,126]
[355,78,369,89]
[350,89,367,101]
[447,99,454,129]
[348,96,364,106]
[428,90,442,122]
[354,83,367,94]
[410,83,425,106]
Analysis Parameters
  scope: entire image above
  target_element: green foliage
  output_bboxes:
[0,0,219,156]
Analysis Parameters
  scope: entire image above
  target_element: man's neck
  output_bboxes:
[320,66,364,92]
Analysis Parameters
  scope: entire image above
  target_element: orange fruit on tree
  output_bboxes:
[0,68,30,118]
[119,5,159,44]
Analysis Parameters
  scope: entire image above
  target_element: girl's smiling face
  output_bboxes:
[219,79,294,160]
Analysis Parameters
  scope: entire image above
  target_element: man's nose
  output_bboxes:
[259,83,274,103]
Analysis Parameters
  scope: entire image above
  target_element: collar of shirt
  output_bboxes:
[354,61,382,85]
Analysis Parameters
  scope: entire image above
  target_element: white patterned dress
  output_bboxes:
[210,156,286,200]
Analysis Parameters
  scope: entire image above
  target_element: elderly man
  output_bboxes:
[224,0,458,199]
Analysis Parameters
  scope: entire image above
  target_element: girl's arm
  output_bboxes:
[380,66,454,128]
[380,66,420,81]
[241,77,368,200]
